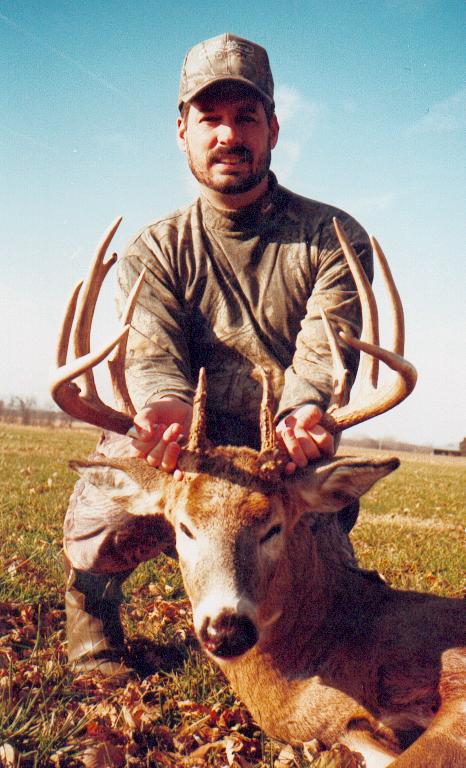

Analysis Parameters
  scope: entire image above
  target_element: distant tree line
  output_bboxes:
[341,434,466,456]
[0,397,74,427]
[1,398,463,453]
[340,434,434,454]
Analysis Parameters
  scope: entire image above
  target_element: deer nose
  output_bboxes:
[200,610,258,658]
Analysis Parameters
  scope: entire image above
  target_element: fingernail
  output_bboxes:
[310,425,325,437]
[126,426,139,439]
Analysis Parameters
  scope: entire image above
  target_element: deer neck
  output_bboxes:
[217,515,387,743]
[262,515,359,656]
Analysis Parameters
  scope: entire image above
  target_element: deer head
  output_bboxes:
[70,439,399,657]
[51,217,416,658]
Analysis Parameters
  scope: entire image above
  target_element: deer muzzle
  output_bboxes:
[199,609,258,658]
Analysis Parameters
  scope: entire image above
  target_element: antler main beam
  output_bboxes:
[51,218,144,435]
[319,219,417,434]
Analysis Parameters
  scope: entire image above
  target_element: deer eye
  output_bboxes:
[180,522,195,540]
[260,524,282,544]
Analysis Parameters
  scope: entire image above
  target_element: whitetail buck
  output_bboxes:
[51,219,465,767]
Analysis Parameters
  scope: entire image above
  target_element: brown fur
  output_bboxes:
[72,445,466,768]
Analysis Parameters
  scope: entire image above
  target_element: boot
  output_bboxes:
[64,555,135,681]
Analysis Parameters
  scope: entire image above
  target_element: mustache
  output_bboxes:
[209,146,253,165]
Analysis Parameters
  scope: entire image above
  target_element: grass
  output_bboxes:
[349,447,465,595]
[0,424,464,767]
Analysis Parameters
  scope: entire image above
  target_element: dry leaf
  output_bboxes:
[81,742,126,768]
[0,743,20,767]
[302,739,321,762]
[275,743,297,766]
[225,735,242,764]
[311,743,365,767]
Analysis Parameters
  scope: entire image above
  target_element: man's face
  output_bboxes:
[177,89,279,196]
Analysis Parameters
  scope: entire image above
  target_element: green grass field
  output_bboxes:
[0,425,464,767]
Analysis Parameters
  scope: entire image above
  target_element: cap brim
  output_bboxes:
[179,75,274,110]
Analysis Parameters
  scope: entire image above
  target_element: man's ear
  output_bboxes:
[269,113,279,150]
[69,459,167,517]
[288,456,399,517]
[177,116,187,153]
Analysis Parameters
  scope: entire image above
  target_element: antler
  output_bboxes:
[255,219,416,446]
[51,217,416,445]
[318,218,417,434]
[187,367,208,452]
[50,218,145,434]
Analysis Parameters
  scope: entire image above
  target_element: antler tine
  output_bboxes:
[187,367,208,452]
[320,308,349,412]
[51,327,133,434]
[257,366,277,452]
[72,217,122,402]
[319,225,417,435]
[320,333,417,433]
[333,217,379,387]
[371,236,404,356]
[108,269,147,415]
[56,280,83,367]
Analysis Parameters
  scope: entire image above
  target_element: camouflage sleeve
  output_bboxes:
[276,217,373,420]
[116,231,195,411]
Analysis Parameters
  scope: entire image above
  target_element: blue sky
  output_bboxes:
[1,0,464,447]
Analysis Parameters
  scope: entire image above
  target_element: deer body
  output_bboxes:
[219,550,464,749]
[73,448,466,767]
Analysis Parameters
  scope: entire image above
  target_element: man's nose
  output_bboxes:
[216,122,239,145]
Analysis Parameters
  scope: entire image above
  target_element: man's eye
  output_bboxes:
[180,522,195,539]
[260,524,282,544]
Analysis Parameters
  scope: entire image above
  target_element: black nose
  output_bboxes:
[200,611,258,658]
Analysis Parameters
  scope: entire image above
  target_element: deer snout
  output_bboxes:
[200,610,258,658]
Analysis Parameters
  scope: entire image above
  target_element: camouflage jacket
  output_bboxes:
[117,173,372,448]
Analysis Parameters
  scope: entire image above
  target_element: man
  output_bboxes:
[63,33,372,680]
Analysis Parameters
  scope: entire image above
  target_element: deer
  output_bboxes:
[51,218,465,767]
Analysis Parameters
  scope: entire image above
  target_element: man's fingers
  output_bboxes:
[146,440,167,467]
[293,404,323,430]
[279,424,334,468]
[162,423,183,443]
[276,404,335,468]
[133,413,158,439]
[160,442,181,472]
[129,424,165,457]
[294,427,321,460]
[146,423,183,470]
[308,424,334,456]
[281,428,311,468]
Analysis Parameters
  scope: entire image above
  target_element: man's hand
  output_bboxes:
[127,398,193,477]
[276,404,334,475]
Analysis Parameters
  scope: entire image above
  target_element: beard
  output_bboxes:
[186,143,272,195]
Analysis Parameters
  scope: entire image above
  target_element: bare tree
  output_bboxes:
[9,396,37,426]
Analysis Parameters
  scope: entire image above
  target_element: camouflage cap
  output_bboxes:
[178,33,274,110]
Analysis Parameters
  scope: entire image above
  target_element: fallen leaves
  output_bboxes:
[0,584,370,767]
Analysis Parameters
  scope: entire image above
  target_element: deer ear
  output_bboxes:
[69,459,167,516]
[289,456,399,515]
[70,459,140,493]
